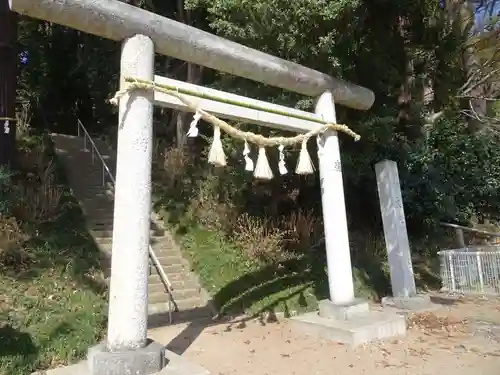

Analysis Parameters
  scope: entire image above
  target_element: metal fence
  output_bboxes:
[438,246,500,295]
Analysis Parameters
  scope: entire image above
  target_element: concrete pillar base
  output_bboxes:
[318,298,369,320]
[290,298,407,347]
[381,294,439,313]
[88,340,165,375]
[30,347,210,375]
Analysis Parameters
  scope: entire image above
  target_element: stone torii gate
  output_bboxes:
[9,1,405,374]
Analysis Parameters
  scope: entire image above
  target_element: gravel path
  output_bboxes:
[149,295,500,375]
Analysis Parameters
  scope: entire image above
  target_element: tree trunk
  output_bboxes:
[175,0,204,148]
[0,0,18,166]
[396,14,420,140]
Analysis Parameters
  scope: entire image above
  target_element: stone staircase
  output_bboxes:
[51,133,213,325]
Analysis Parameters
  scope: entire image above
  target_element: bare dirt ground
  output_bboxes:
[149,294,500,375]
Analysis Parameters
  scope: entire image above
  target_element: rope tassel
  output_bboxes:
[254,147,273,180]
[295,138,315,175]
[243,140,254,172]
[208,126,226,167]
[278,145,288,175]
[187,111,202,137]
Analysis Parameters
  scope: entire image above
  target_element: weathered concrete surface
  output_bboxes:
[290,310,407,347]
[318,298,369,320]
[381,295,439,313]
[31,348,210,375]
[9,0,374,110]
[88,341,165,375]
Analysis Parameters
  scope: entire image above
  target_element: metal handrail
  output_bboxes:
[440,222,500,238]
[77,120,177,314]
[77,120,116,185]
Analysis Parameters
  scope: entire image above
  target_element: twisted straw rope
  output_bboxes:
[109,78,361,147]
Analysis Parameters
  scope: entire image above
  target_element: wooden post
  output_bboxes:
[455,227,466,248]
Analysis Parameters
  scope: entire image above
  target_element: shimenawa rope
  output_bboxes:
[110,78,360,180]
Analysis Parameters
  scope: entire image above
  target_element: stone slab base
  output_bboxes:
[88,340,165,375]
[318,298,369,320]
[381,295,439,313]
[290,310,406,347]
[31,349,210,375]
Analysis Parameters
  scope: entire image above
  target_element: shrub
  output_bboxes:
[233,213,291,263]
[13,160,63,224]
[0,166,15,216]
[0,216,27,253]
[278,209,323,253]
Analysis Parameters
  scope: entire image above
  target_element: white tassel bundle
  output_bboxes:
[208,125,226,167]
[278,145,288,175]
[295,138,315,175]
[254,147,273,180]
[243,140,254,171]
[187,111,202,137]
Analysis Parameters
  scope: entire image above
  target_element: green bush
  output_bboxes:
[0,166,15,216]
[401,115,500,227]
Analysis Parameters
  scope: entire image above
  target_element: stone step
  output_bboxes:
[148,305,214,326]
[97,239,176,252]
[155,255,185,266]
[151,248,182,258]
[91,228,165,238]
[103,263,186,276]
[87,221,165,232]
[148,296,204,313]
[100,252,187,267]
[148,272,190,284]
[52,133,210,319]
[95,234,167,245]
[148,277,199,291]
[149,287,200,302]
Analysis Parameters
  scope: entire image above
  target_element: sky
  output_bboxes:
[473,0,500,31]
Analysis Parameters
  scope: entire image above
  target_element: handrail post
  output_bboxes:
[456,228,466,248]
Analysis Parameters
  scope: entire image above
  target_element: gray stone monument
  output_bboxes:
[375,160,435,311]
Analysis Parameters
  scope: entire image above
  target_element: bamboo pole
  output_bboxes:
[129,77,327,125]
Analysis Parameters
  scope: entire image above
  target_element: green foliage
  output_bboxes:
[0,137,107,375]
[11,0,500,326]
[402,116,500,225]
[0,167,15,216]
[0,201,107,375]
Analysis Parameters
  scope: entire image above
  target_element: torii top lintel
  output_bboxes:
[9,0,375,111]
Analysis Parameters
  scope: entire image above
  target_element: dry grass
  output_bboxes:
[13,160,63,224]
[278,209,322,252]
[0,216,27,252]
[407,312,469,336]
[233,213,290,262]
